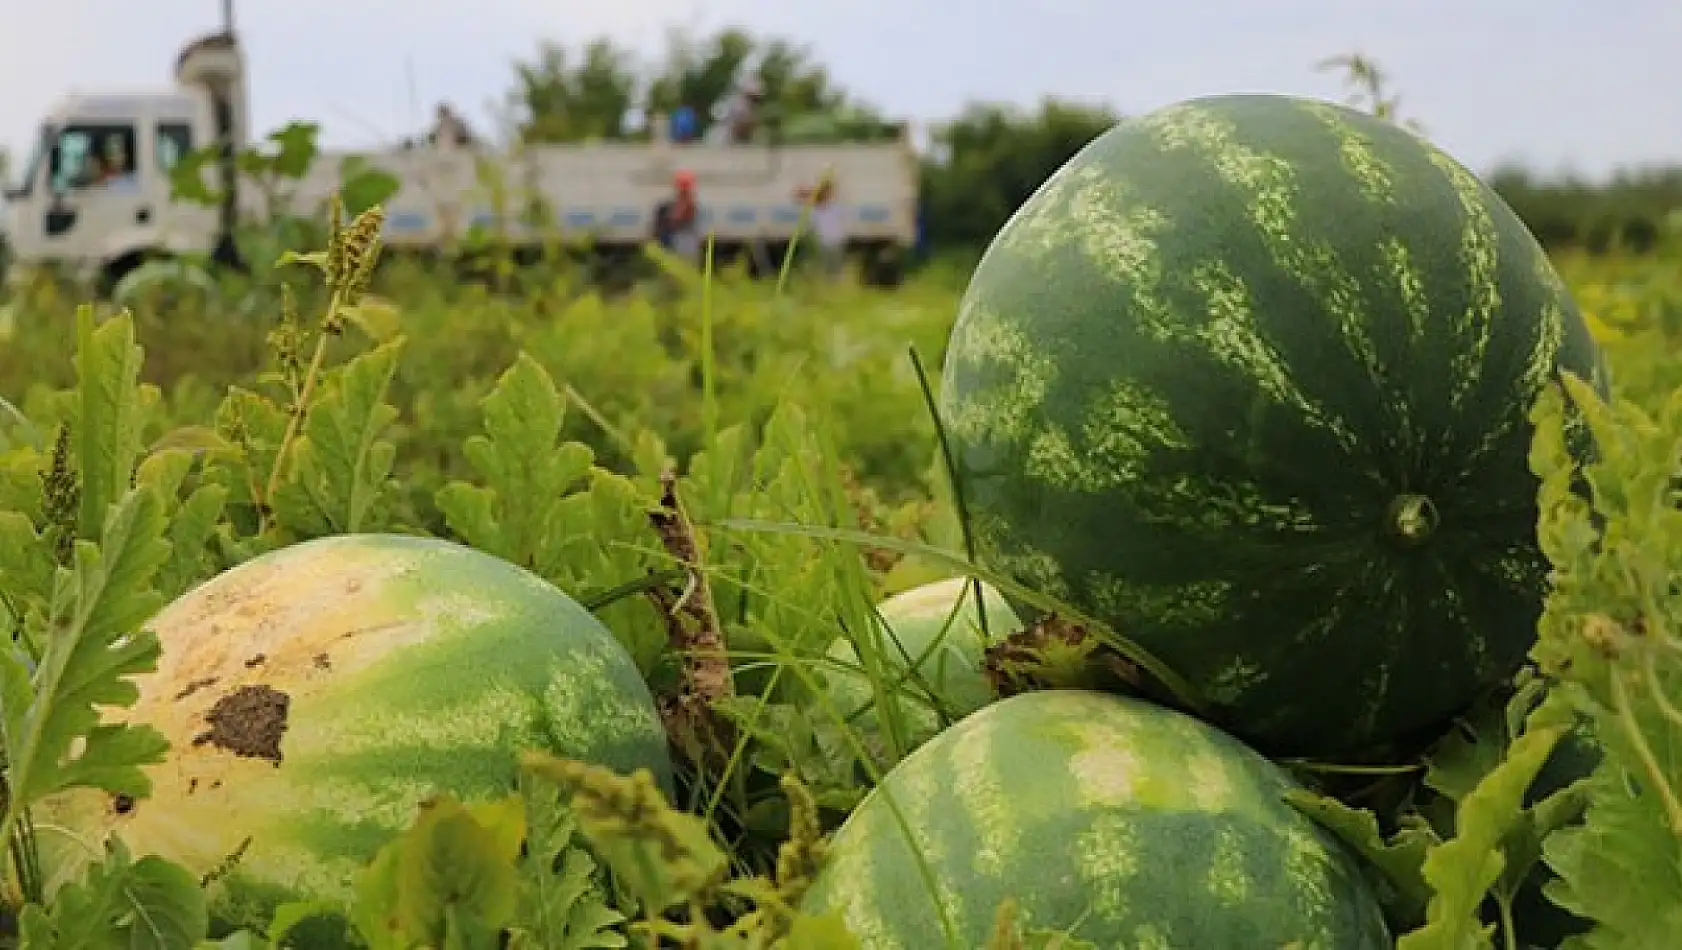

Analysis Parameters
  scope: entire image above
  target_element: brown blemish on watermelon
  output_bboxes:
[196,685,291,765]
[56,540,442,860]
[173,676,218,700]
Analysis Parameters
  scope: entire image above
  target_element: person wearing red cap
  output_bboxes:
[653,169,701,263]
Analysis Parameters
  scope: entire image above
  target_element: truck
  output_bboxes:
[1,20,920,293]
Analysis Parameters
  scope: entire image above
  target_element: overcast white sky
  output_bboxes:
[1,0,1677,181]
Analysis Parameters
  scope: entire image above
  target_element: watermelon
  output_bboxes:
[800,688,1392,947]
[823,577,1020,756]
[38,533,672,934]
[935,92,1607,758]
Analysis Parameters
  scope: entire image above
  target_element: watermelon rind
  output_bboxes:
[821,577,1020,765]
[936,92,1607,757]
[801,688,1393,948]
[36,532,673,934]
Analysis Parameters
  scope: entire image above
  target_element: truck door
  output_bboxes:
[151,120,210,247]
[36,121,150,269]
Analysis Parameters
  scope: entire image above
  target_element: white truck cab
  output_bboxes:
[6,92,223,282]
[4,32,244,289]
[3,29,918,290]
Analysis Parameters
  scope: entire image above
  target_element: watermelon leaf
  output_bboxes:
[521,752,730,915]
[1536,759,1682,947]
[349,793,524,950]
[777,912,864,949]
[1396,720,1563,949]
[1283,788,1437,928]
[0,509,54,657]
[134,447,229,599]
[0,482,172,862]
[1423,693,1519,808]
[507,774,628,949]
[69,306,148,542]
[202,385,290,530]
[435,352,596,575]
[268,337,405,537]
[1517,375,1682,945]
[433,350,677,672]
[0,439,46,519]
[15,837,206,949]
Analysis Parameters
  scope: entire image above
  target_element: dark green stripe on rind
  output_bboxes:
[938,93,1606,757]
[800,690,1391,948]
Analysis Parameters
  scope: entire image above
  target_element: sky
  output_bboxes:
[0,0,1677,183]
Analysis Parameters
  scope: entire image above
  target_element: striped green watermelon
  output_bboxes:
[823,577,1020,756]
[935,92,1607,758]
[38,533,672,935]
[800,688,1392,947]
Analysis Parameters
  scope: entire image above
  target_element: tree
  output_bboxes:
[752,37,848,116]
[919,98,1119,248]
[642,26,757,135]
[509,38,641,143]
[508,26,878,145]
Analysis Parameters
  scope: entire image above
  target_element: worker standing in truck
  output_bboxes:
[797,175,846,280]
[429,103,473,147]
[653,169,702,264]
[718,76,765,144]
[669,105,700,143]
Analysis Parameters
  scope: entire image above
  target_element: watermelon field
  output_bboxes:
[1,93,1680,949]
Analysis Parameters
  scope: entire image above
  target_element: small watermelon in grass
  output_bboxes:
[38,533,673,937]
[936,92,1607,758]
[800,689,1392,948]
[823,577,1020,746]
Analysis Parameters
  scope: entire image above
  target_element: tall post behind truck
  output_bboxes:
[1,22,920,293]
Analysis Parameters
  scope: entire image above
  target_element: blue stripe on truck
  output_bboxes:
[386,211,428,232]
[380,204,893,234]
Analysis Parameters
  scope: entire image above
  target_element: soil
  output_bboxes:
[198,684,291,764]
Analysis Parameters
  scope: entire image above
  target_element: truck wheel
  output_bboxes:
[861,246,906,289]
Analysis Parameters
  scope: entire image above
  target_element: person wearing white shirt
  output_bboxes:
[800,177,846,279]
[716,76,765,144]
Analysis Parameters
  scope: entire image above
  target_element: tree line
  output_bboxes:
[488,29,1679,255]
